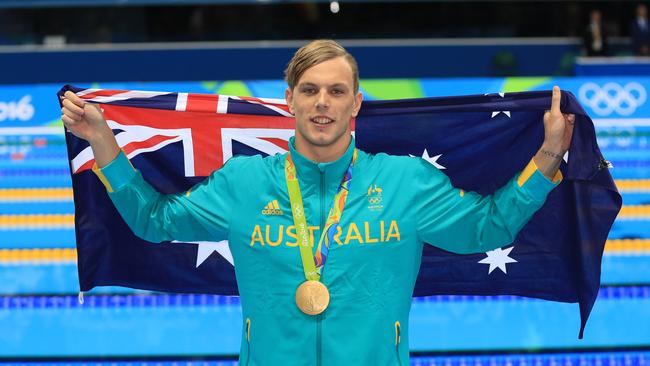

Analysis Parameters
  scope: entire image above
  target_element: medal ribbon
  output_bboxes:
[285,149,357,281]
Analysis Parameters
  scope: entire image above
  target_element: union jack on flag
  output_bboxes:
[59,84,620,338]
[69,87,297,177]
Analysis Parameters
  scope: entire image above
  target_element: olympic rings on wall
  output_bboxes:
[579,82,647,116]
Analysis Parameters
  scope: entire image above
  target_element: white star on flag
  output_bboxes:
[485,92,510,118]
[478,246,517,274]
[173,240,234,268]
[483,92,505,98]
[491,111,511,118]
[410,149,445,169]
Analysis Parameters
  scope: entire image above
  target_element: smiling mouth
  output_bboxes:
[311,116,334,125]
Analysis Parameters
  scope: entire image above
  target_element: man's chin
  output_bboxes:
[307,137,336,147]
[297,127,350,148]
[309,132,350,147]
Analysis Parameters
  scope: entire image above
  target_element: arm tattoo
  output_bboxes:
[541,149,563,160]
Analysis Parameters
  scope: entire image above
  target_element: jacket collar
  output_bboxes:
[287,136,356,186]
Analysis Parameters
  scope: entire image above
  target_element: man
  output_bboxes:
[61,40,574,365]
[631,3,650,56]
[583,9,609,57]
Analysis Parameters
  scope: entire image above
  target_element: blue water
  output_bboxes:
[622,193,650,205]
[0,176,72,188]
[608,220,650,240]
[0,230,75,248]
[0,202,74,215]
[2,351,649,365]
[0,292,648,356]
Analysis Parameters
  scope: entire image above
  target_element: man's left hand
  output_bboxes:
[543,85,575,154]
[533,86,576,180]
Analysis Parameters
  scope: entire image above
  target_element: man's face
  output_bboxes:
[591,10,601,23]
[285,56,363,157]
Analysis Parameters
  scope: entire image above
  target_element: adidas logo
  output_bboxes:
[262,200,284,216]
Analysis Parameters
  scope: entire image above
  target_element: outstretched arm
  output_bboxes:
[61,90,232,243]
[416,86,573,254]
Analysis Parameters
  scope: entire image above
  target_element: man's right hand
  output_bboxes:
[61,90,110,143]
[61,90,121,167]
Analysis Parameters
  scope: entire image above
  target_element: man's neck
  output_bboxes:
[294,135,351,163]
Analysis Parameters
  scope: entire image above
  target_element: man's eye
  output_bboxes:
[332,89,344,95]
[302,88,316,94]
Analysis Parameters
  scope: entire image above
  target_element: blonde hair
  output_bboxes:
[284,39,359,93]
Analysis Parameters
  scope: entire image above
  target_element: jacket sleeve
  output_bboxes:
[92,151,233,243]
[415,157,561,254]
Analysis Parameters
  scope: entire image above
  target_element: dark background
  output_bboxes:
[0,1,644,45]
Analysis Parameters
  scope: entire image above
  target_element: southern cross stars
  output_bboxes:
[478,246,517,274]
[491,111,511,118]
[172,240,234,268]
[195,241,233,267]
[410,149,446,170]
[487,92,511,118]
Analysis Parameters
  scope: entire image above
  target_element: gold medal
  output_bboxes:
[295,280,330,315]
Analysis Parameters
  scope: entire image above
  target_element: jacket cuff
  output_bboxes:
[92,151,137,193]
[516,158,562,201]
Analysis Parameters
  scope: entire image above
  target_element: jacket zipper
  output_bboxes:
[245,318,251,366]
[395,321,403,366]
[317,171,326,366]
[317,314,323,366]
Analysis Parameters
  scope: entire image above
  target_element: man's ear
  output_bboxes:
[351,91,364,118]
[285,88,294,115]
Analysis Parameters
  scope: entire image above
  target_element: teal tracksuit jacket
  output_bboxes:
[94,136,560,366]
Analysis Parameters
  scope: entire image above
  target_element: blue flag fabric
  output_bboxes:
[59,86,621,338]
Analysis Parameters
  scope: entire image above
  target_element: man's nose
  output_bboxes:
[315,90,329,109]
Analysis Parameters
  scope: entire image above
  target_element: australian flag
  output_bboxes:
[58,85,621,339]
